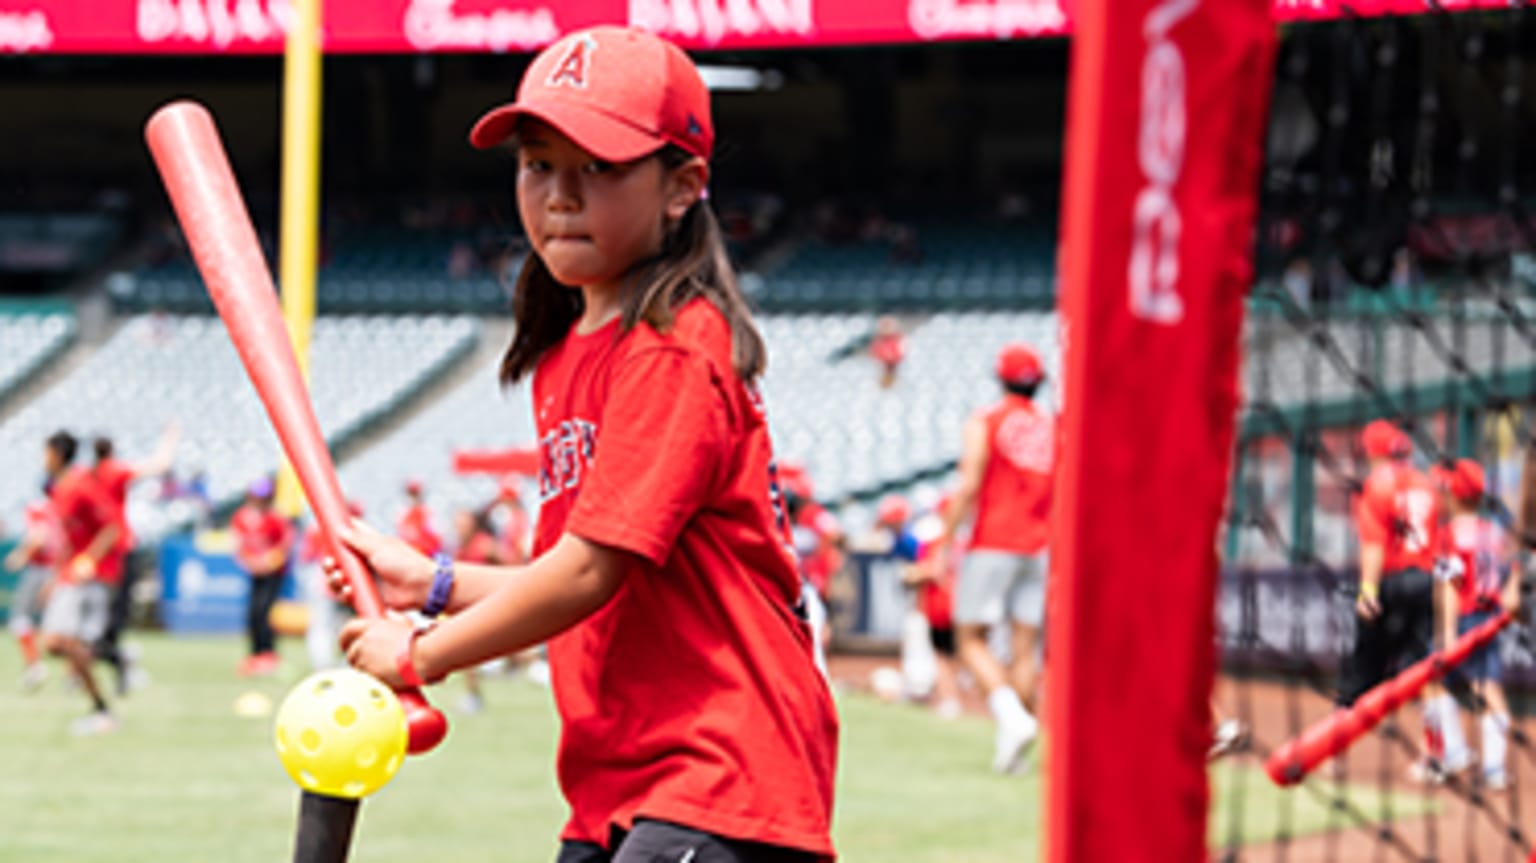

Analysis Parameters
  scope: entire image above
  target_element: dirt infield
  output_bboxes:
[826,653,1535,861]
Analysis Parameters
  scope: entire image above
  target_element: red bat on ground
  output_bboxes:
[1265,609,1512,786]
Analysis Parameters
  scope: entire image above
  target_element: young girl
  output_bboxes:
[1439,459,1521,790]
[333,25,838,862]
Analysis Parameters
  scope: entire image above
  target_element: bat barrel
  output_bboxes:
[146,100,446,755]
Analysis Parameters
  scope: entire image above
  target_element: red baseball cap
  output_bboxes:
[778,460,814,500]
[469,25,714,163]
[1449,459,1486,503]
[996,343,1044,386]
[876,495,910,528]
[1360,420,1410,459]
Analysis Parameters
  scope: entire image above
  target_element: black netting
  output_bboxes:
[1217,8,1536,861]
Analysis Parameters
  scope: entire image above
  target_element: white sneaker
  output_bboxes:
[526,659,551,687]
[934,698,963,721]
[1483,769,1510,792]
[993,712,1039,775]
[1443,749,1476,776]
[69,712,118,737]
[20,663,46,693]
[1208,719,1246,761]
[458,693,485,715]
[1407,752,1475,785]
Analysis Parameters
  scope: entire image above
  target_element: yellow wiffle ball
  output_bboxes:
[273,669,408,799]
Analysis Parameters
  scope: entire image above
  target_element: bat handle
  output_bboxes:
[330,538,447,754]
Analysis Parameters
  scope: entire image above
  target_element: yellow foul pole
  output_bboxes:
[276,0,323,519]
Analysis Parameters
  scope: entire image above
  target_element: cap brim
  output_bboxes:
[469,101,665,163]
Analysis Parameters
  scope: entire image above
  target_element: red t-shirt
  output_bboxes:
[459,531,499,566]
[869,332,906,369]
[1443,513,1508,616]
[231,505,295,578]
[970,395,1054,554]
[531,300,838,857]
[22,500,62,569]
[1355,462,1441,575]
[49,468,118,586]
[916,538,958,630]
[396,505,443,557]
[93,458,137,582]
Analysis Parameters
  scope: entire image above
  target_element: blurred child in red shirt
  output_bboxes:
[231,477,294,676]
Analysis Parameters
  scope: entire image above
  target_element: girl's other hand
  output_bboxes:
[339,615,416,688]
[323,519,435,612]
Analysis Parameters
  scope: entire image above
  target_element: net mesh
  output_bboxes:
[1219,7,1536,861]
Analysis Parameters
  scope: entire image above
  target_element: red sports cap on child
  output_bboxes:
[1448,458,1486,502]
[996,343,1044,386]
[1360,420,1410,459]
[469,25,714,163]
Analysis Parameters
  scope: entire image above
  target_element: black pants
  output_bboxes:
[247,572,284,656]
[557,820,819,863]
[1337,567,1435,707]
[95,553,138,663]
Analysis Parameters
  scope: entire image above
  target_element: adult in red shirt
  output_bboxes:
[231,477,295,677]
[1340,420,1444,710]
[36,431,121,734]
[396,478,443,557]
[869,315,907,389]
[930,343,1052,774]
[89,424,179,691]
[331,29,837,861]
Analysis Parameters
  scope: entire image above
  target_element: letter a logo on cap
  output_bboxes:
[546,34,597,90]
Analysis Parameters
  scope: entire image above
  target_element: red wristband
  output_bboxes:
[396,627,430,688]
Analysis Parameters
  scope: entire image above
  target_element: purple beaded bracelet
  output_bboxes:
[421,552,455,618]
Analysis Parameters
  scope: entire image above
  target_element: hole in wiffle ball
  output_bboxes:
[300,770,318,788]
[343,781,365,797]
[334,705,357,728]
[355,745,377,769]
[300,728,322,754]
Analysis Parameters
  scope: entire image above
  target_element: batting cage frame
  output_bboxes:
[1048,0,1275,859]
[1051,2,1536,861]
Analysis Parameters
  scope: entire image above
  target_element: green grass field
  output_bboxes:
[0,635,1427,861]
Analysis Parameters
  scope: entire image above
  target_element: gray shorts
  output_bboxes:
[955,550,1047,628]
[8,565,50,632]
[40,582,110,644]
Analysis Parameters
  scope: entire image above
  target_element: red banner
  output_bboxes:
[0,0,1513,55]
[1046,0,1273,858]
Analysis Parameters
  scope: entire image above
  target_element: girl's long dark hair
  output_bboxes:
[499,145,766,386]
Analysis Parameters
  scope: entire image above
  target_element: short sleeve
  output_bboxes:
[1354,481,1392,547]
[566,346,731,566]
